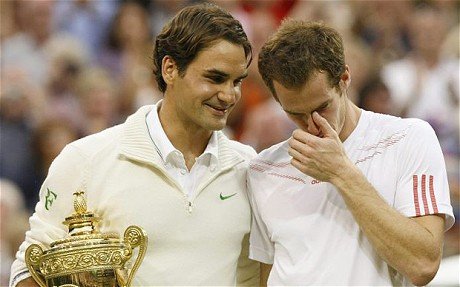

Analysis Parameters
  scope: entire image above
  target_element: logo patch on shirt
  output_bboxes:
[220,192,237,200]
[45,188,57,210]
[311,179,323,185]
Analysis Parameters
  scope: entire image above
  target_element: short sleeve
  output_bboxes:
[394,120,455,230]
[248,168,275,264]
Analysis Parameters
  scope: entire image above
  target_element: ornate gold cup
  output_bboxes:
[25,191,148,287]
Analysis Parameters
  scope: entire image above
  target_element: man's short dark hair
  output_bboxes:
[153,3,252,93]
[258,20,346,100]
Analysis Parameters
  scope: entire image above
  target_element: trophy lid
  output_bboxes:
[49,191,119,248]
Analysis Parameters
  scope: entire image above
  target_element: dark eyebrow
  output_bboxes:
[283,109,304,116]
[315,100,330,111]
[203,69,229,78]
[204,69,248,80]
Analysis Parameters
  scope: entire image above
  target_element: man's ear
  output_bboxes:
[162,56,178,86]
[340,65,351,91]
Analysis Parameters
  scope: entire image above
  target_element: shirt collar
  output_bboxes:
[145,102,219,166]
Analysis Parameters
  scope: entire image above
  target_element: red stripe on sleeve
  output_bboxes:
[429,175,438,213]
[413,175,420,216]
[421,174,429,214]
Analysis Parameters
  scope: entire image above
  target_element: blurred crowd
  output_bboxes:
[0,0,458,285]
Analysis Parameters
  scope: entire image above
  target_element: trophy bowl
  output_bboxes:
[25,191,148,287]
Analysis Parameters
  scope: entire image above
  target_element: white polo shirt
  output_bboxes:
[146,104,218,200]
[248,110,455,286]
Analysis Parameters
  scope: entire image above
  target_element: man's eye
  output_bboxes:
[317,104,329,112]
[208,76,224,83]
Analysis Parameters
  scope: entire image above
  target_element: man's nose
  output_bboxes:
[218,83,237,104]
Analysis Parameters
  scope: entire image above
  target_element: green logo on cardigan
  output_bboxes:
[45,188,57,210]
[219,192,237,200]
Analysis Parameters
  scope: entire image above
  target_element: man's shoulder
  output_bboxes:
[249,140,291,172]
[365,111,431,135]
[223,135,257,160]
[255,140,290,161]
[363,111,437,147]
[68,123,125,158]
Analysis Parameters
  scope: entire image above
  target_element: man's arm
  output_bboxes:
[15,277,40,287]
[260,263,272,287]
[288,112,447,286]
[332,166,444,286]
[236,234,260,286]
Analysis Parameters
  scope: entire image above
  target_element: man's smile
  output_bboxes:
[205,103,231,116]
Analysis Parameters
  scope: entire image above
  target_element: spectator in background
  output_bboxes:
[226,0,295,144]
[0,69,44,211]
[227,1,278,140]
[31,119,80,187]
[76,67,121,136]
[53,0,118,60]
[44,35,88,130]
[0,0,18,41]
[148,0,192,37]
[381,3,459,155]
[0,180,29,286]
[240,99,296,152]
[100,1,159,118]
[350,1,412,66]
[357,76,394,115]
[271,1,376,106]
[1,0,55,88]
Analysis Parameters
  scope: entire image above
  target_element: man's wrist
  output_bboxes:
[331,162,363,192]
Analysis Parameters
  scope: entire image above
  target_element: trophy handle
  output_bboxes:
[123,225,148,287]
[25,244,47,287]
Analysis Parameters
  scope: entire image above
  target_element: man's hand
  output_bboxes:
[288,112,354,182]
[16,276,40,287]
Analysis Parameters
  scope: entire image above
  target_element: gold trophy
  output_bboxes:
[25,191,148,287]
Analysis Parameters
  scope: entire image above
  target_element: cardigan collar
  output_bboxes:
[119,104,244,172]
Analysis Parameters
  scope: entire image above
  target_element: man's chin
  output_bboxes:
[205,120,227,132]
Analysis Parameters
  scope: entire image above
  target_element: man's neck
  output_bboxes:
[339,100,362,142]
[158,102,212,170]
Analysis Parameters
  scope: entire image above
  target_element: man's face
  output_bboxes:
[164,39,248,132]
[274,71,349,140]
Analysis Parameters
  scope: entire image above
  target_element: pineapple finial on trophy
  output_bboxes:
[73,190,87,215]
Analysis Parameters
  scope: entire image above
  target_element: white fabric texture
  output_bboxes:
[145,104,219,199]
[248,110,454,286]
[10,104,259,286]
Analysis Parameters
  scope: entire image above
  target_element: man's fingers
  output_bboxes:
[312,112,335,137]
[288,146,310,163]
[288,136,317,154]
[291,129,320,146]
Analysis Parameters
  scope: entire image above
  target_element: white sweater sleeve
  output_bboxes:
[9,144,89,287]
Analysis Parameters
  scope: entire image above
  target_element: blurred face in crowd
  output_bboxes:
[21,0,53,43]
[163,39,248,132]
[117,2,150,45]
[37,121,78,168]
[274,68,352,141]
[410,8,446,56]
